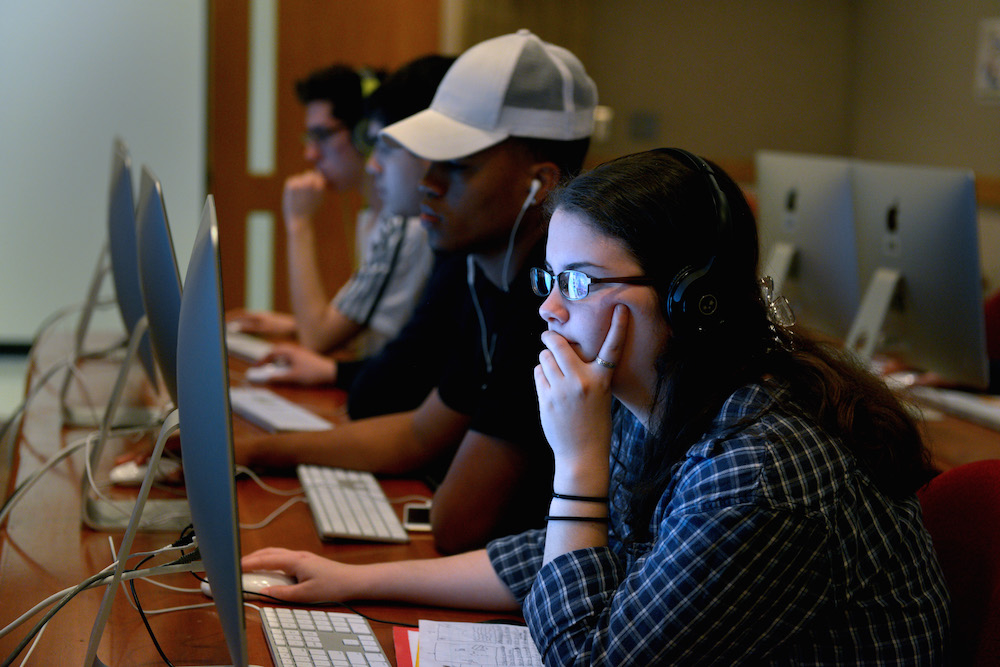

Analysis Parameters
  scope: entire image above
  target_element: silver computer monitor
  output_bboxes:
[60,139,154,427]
[107,138,158,388]
[79,158,189,532]
[756,150,860,339]
[136,165,182,405]
[846,160,989,388]
[176,194,248,665]
[67,138,134,366]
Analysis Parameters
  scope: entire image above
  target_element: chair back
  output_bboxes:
[918,460,1000,665]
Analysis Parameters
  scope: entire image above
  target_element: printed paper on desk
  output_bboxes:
[416,620,541,667]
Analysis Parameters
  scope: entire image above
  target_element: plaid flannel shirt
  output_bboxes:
[487,383,949,665]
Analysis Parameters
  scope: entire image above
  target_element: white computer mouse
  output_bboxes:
[201,571,297,600]
[109,458,183,486]
[245,362,289,384]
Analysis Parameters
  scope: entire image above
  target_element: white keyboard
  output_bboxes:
[230,387,334,432]
[260,607,390,667]
[226,330,273,362]
[297,465,409,543]
[909,386,1000,432]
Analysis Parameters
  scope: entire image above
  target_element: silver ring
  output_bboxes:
[595,357,616,370]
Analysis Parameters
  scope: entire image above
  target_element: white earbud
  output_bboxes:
[527,178,542,206]
[499,178,545,293]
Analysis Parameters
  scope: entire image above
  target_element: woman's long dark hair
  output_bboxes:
[551,149,934,539]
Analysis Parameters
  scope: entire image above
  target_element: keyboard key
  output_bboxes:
[297,465,409,543]
[261,609,391,667]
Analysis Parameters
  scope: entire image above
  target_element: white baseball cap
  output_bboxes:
[380,29,597,162]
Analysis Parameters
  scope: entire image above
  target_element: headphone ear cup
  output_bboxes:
[667,259,722,335]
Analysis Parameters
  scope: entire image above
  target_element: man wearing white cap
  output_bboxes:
[238,30,597,555]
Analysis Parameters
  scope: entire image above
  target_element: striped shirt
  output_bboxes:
[487,382,949,665]
[332,212,432,357]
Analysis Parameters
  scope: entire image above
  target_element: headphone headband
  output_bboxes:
[657,148,730,233]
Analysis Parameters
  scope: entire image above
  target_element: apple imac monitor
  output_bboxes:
[62,139,162,428]
[175,194,249,665]
[65,138,137,367]
[106,139,158,389]
[136,165,182,405]
[845,160,989,388]
[755,150,860,339]
[77,156,189,532]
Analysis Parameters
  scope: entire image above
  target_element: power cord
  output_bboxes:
[129,552,182,667]
[0,536,199,667]
[0,358,73,446]
[0,433,92,526]
[235,465,302,496]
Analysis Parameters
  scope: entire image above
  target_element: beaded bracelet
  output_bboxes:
[552,492,608,503]
[545,515,609,523]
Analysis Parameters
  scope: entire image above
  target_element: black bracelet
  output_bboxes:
[545,515,609,523]
[552,492,608,503]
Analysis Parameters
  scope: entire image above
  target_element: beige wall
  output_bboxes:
[450,0,857,163]
[851,0,999,174]
[449,0,1000,286]
[451,0,998,171]
[850,0,1000,291]
[585,0,856,162]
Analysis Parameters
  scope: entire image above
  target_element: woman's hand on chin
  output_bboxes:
[534,305,628,491]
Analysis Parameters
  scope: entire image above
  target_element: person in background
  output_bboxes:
[249,56,459,411]
[229,62,434,360]
[237,30,597,554]
[243,148,949,664]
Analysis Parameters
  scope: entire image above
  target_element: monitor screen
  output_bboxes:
[107,137,158,388]
[175,194,248,665]
[756,150,860,339]
[136,165,182,405]
[849,160,988,388]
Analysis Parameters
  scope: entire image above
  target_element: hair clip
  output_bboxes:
[760,276,795,328]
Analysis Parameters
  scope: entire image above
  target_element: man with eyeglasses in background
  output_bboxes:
[229,63,435,362]
[248,56,466,422]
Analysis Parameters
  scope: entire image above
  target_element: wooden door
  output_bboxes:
[208,0,441,312]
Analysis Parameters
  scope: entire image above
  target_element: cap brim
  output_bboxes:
[380,108,509,162]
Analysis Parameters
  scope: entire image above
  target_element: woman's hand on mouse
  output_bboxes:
[241,547,361,603]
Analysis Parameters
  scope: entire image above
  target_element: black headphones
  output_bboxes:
[658,148,732,336]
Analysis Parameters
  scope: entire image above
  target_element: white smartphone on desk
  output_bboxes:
[403,501,432,532]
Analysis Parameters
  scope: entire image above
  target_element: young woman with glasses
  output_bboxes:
[243,148,949,664]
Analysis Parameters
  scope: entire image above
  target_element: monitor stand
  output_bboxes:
[83,411,256,666]
[844,267,902,360]
[79,315,188,532]
[57,243,157,428]
[82,410,258,667]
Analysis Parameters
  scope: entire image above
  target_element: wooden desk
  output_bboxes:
[0,343,519,666]
[4,337,1000,665]
[924,411,1000,471]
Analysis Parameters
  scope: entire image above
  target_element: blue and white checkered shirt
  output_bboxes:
[487,382,949,665]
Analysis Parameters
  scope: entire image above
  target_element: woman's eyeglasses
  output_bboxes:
[530,267,651,301]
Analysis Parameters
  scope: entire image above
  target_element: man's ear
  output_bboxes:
[528,163,561,206]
